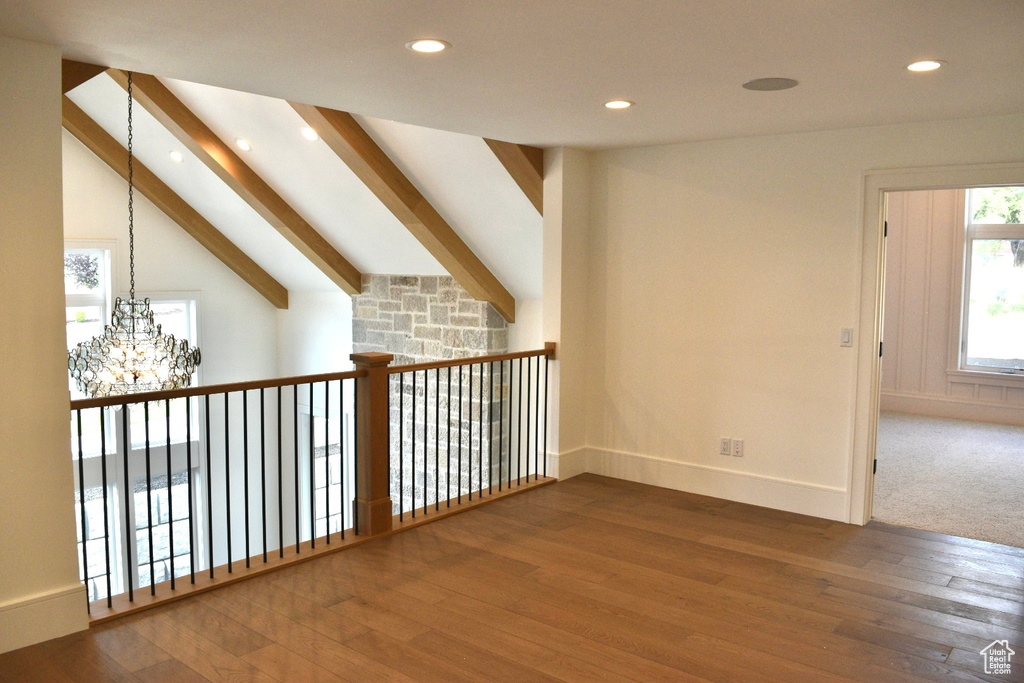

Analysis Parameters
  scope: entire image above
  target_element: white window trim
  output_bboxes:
[945,188,1024,383]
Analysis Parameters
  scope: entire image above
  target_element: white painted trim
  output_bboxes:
[853,162,1024,525]
[582,447,848,522]
[880,391,1024,427]
[0,584,88,654]
[548,447,589,480]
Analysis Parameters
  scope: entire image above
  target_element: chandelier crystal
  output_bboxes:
[68,71,201,398]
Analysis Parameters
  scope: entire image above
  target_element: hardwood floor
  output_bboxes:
[3,473,1023,681]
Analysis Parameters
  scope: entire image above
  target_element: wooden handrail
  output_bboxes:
[69,368,367,410]
[387,342,556,375]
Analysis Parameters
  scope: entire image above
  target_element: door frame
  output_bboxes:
[849,162,1024,525]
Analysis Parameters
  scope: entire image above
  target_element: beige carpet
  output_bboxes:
[873,411,1024,548]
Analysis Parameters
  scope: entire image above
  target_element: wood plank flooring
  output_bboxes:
[3,473,1023,681]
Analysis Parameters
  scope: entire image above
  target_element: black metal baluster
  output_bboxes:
[526,356,532,483]
[423,372,428,516]
[243,391,250,568]
[224,394,232,573]
[534,356,541,481]
[412,370,417,518]
[309,382,315,548]
[100,411,112,606]
[543,355,549,478]
[498,360,505,492]
[338,379,345,539]
[468,365,473,501]
[293,386,300,552]
[399,374,404,522]
[516,358,524,486]
[186,399,195,584]
[260,388,268,562]
[447,366,452,507]
[278,386,284,557]
[458,364,464,504]
[488,361,494,495]
[205,396,213,579]
[144,402,155,594]
[435,368,440,511]
[324,381,330,542]
[165,399,174,589]
[75,410,89,610]
[122,403,134,601]
[352,378,358,535]
[479,363,484,496]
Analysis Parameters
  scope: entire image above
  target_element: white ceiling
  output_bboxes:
[3,1,1022,148]
[66,73,543,298]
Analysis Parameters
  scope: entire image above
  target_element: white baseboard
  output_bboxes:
[578,447,848,522]
[547,447,589,480]
[880,391,1024,427]
[0,584,88,654]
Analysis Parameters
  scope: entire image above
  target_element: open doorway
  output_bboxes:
[871,185,1024,546]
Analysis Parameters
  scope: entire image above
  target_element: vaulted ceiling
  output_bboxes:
[63,69,543,318]
[4,1,1024,148]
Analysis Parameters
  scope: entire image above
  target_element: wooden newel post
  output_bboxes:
[351,352,394,535]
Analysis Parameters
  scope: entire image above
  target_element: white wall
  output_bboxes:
[542,148,591,476]
[0,37,89,653]
[62,131,280,385]
[881,189,1024,425]
[581,113,1024,522]
[277,292,354,376]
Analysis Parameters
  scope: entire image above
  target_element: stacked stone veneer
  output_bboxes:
[351,275,507,365]
[351,275,511,512]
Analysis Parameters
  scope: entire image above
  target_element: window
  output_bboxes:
[65,245,112,400]
[960,187,1024,373]
[66,246,205,601]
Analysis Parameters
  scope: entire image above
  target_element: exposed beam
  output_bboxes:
[62,96,290,309]
[290,103,517,322]
[108,70,362,295]
[62,60,107,94]
[483,139,544,215]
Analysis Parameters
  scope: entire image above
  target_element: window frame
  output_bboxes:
[956,188,1024,377]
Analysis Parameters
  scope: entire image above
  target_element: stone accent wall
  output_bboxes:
[351,275,507,366]
[351,275,509,512]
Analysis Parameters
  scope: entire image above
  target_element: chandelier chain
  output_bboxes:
[127,71,135,300]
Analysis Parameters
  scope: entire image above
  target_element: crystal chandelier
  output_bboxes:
[68,72,201,398]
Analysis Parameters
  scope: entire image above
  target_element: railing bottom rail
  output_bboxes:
[86,475,556,624]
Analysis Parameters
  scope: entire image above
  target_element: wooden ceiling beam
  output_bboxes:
[290,102,516,322]
[62,60,108,94]
[62,96,290,309]
[483,139,544,215]
[108,70,362,295]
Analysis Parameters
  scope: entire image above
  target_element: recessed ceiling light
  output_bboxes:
[235,138,252,152]
[742,77,799,91]
[168,150,184,163]
[406,39,449,53]
[907,60,945,72]
[604,100,634,110]
[300,126,319,141]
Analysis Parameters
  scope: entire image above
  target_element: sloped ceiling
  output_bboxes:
[4,1,1024,148]
[67,73,542,300]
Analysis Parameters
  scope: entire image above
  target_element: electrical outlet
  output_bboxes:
[719,438,731,455]
[731,439,744,457]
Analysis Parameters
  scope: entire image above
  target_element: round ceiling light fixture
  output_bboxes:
[604,99,634,110]
[168,150,184,163]
[235,138,252,152]
[300,126,319,141]
[742,77,799,92]
[907,60,945,72]
[406,39,450,53]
